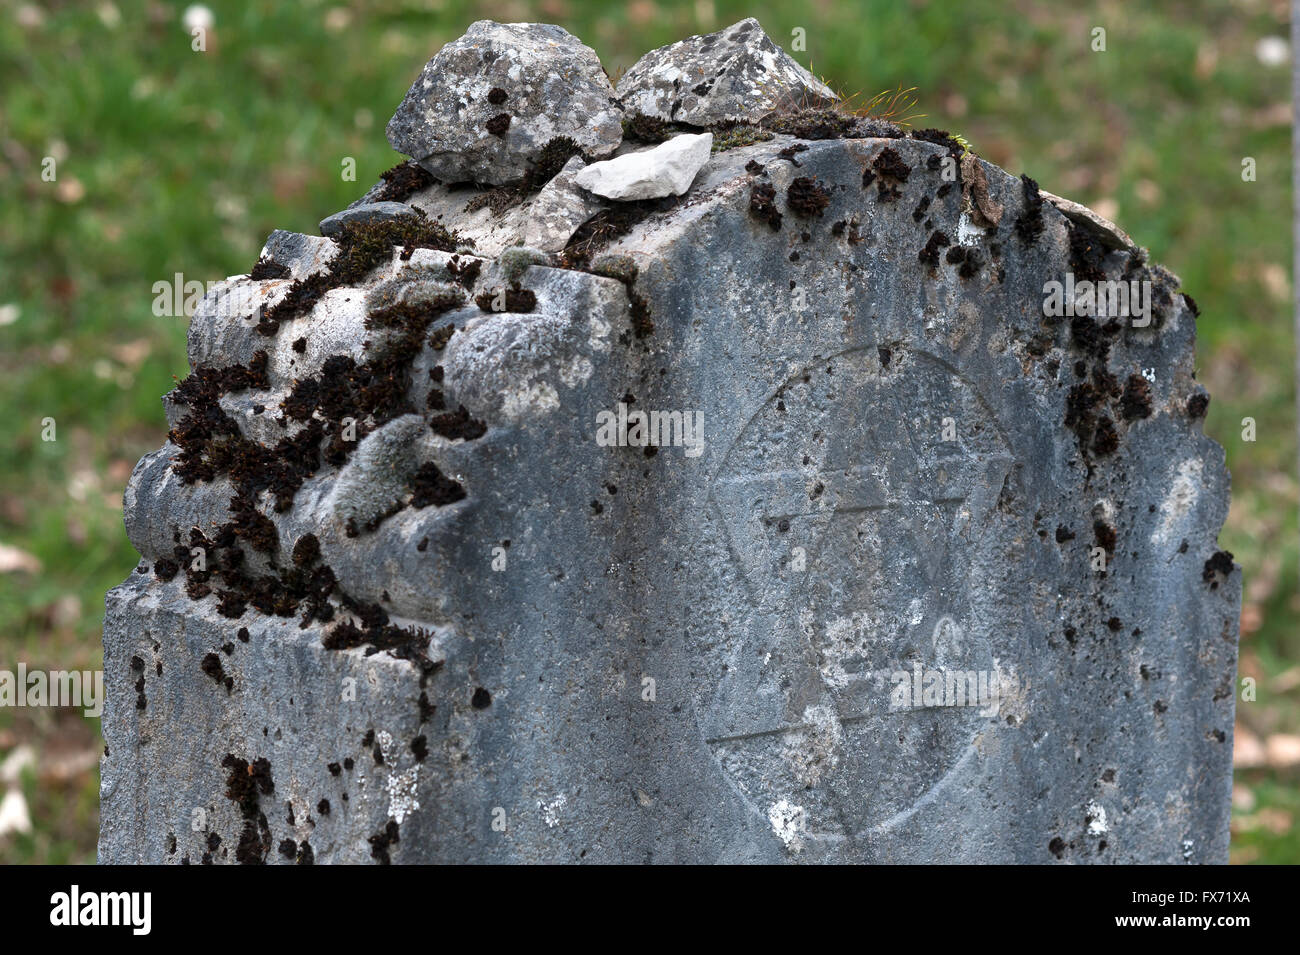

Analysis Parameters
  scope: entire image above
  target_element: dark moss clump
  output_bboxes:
[522,136,587,191]
[776,143,808,166]
[261,217,466,332]
[613,272,654,336]
[873,147,911,182]
[221,754,274,814]
[216,589,247,619]
[200,652,229,690]
[1067,222,1108,284]
[430,405,487,442]
[418,691,436,723]
[1015,174,1045,245]
[366,290,463,333]
[230,493,279,554]
[912,195,931,223]
[1064,382,1100,445]
[292,533,320,568]
[373,161,438,203]
[446,255,482,289]
[762,107,854,140]
[176,514,337,628]
[463,184,526,217]
[368,820,400,865]
[1093,520,1117,553]
[1091,416,1119,456]
[170,351,269,447]
[475,287,536,313]
[324,598,443,675]
[1181,292,1200,317]
[1202,550,1235,587]
[909,127,964,159]
[271,270,463,484]
[154,558,179,582]
[410,461,467,508]
[787,177,831,217]
[487,87,508,105]
[1119,375,1153,421]
[1070,315,1110,361]
[410,736,428,762]
[749,182,783,231]
[1187,392,1210,419]
[918,230,951,267]
[221,753,274,865]
[428,324,455,351]
[1092,365,1121,399]
[486,113,511,137]
[249,257,290,281]
[1055,525,1075,543]
[622,112,673,143]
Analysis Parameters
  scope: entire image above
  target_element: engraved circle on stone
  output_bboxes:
[702,346,1013,839]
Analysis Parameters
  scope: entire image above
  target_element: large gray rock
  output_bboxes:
[617,17,836,125]
[386,20,623,185]
[102,24,1239,865]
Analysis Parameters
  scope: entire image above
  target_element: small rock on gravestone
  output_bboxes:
[386,20,623,185]
[574,133,714,200]
[100,18,1239,864]
[616,17,836,125]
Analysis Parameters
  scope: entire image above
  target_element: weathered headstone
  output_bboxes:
[101,19,1240,864]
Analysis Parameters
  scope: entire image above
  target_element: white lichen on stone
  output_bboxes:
[386,763,421,825]
[767,799,806,852]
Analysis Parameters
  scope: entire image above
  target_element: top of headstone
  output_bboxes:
[616,17,837,125]
[386,20,623,185]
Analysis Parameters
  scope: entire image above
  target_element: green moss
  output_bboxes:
[711,123,774,152]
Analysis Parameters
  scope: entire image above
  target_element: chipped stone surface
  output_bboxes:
[616,17,835,125]
[386,20,623,185]
[1040,188,1135,250]
[521,156,605,250]
[574,133,713,200]
[103,22,1238,865]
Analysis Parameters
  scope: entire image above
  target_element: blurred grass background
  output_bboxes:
[0,0,1295,863]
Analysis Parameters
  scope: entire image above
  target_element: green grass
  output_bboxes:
[0,0,1294,863]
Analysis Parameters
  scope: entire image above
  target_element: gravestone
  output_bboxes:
[100,19,1241,864]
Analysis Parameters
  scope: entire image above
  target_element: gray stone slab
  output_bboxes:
[102,23,1239,865]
